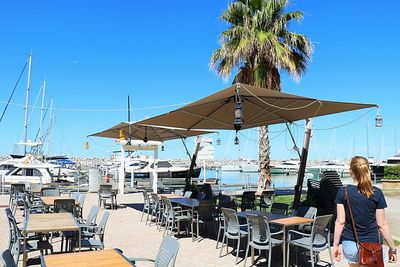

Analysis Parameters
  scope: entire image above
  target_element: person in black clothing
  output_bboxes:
[333,156,397,266]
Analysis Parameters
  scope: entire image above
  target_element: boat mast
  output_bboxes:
[39,78,46,143]
[23,54,33,154]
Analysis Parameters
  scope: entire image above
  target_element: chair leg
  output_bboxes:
[268,245,273,267]
[286,243,290,267]
[310,248,315,267]
[219,233,226,257]
[236,237,241,264]
[216,221,221,248]
[328,246,335,267]
[243,242,250,267]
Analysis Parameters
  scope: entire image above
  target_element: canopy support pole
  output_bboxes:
[119,145,125,195]
[180,138,192,161]
[185,137,201,190]
[293,118,313,209]
[152,148,159,193]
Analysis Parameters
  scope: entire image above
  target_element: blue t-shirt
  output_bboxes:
[335,185,387,242]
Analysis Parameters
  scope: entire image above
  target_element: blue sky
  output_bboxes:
[0,0,399,161]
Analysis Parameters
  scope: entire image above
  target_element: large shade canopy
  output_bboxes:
[136,83,377,130]
[90,122,213,142]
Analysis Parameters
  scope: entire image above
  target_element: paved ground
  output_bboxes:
[0,191,398,267]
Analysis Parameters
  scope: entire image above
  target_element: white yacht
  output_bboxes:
[3,164,54,185]
[125,158,201,179]
[271,159,300,174]
[308,160,350,178]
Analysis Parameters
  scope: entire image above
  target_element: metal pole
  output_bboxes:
[119,145,125,195]
[23,54,33,154]
[293,118,313,209]
[185,138,201,190]
[39,79,46,143]
[153,148,159,193]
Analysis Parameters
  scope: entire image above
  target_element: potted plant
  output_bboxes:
[382,164,400,190]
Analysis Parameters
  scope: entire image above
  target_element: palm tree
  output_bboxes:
[210,0,312,189]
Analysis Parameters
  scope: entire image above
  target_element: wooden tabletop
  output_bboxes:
[25,213,79,234]
[271,216,314,226]
[159,193,184,198]
[41,196,79,206]
[42,249,133,267]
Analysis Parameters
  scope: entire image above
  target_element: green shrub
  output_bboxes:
[384,164,400,180]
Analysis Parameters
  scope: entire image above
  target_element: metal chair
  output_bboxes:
[141,191,153,223]
[243,214,283,267]
[287,214,334,267]
[240,191,256,211]
[1,249,16,267]
[98,184,114,209]
[219,208,248,264]
[216,195,237,249]
[129,236,180,267]
[174,189,183,196]
[193,199,217,241]
[291,206,318,232]
[78,205,100,228]
[77,194,86,218]
[259,190,275,210]
[163,198,191,237]
[78,211,110,250]
[271,202,289,215]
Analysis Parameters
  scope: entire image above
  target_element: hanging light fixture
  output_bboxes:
[234,136,240,145]
[375,108,383,127]
[161,143,165,151]
[126,136,132,146]
[234,83,243,131]
[216,133,221,146]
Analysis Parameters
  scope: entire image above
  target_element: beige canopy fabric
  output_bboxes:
[136,83,377,130]
[90,122,213,142]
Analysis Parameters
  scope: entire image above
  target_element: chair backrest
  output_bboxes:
[293,206,317,219]
[260,190,275,206]
[86,206,100,224]
[196,192,206,201]
[1,249,16,267]
[5,209,15,250]
[197,199,216,221]
[142,191,150,205]
[271,202,289,215]
[220,207,240,235]
[54,199,76,214]
[97,211,110,242]
[28,183,42,192]
[154,237,180,267]
[78,194,86,206]
[163,198,174,220]
[311,214,334,247]
[11,184,25,193]
[218,195,237,211]
[246,214,271,244]
[183,191,192,198]
[241,191,256,210]
[174,189,183,196]
[41,188,60,196]
[71,192,80,200]
[99,184,112,193]
[7,215,21,264]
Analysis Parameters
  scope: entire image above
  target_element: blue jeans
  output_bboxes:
[342,240,358,264]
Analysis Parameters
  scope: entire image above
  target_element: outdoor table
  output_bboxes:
[169,197,200,240]
[41,196,79,207]
[23,213,81,267]
[237,210,314,267]
[41,249,133,267]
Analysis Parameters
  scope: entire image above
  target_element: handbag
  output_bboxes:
[345,186,384,266]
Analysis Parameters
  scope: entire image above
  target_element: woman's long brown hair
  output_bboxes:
[350,156,373,198]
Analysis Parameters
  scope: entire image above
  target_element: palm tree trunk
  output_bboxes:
[258,126,272,190]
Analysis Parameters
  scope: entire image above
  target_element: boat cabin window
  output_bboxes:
[150,161,172,168]
[12,168,42,177]
[387,159,400,165]
[0,164,15,170]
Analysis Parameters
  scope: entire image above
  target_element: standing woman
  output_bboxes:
[333,156,397,266]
